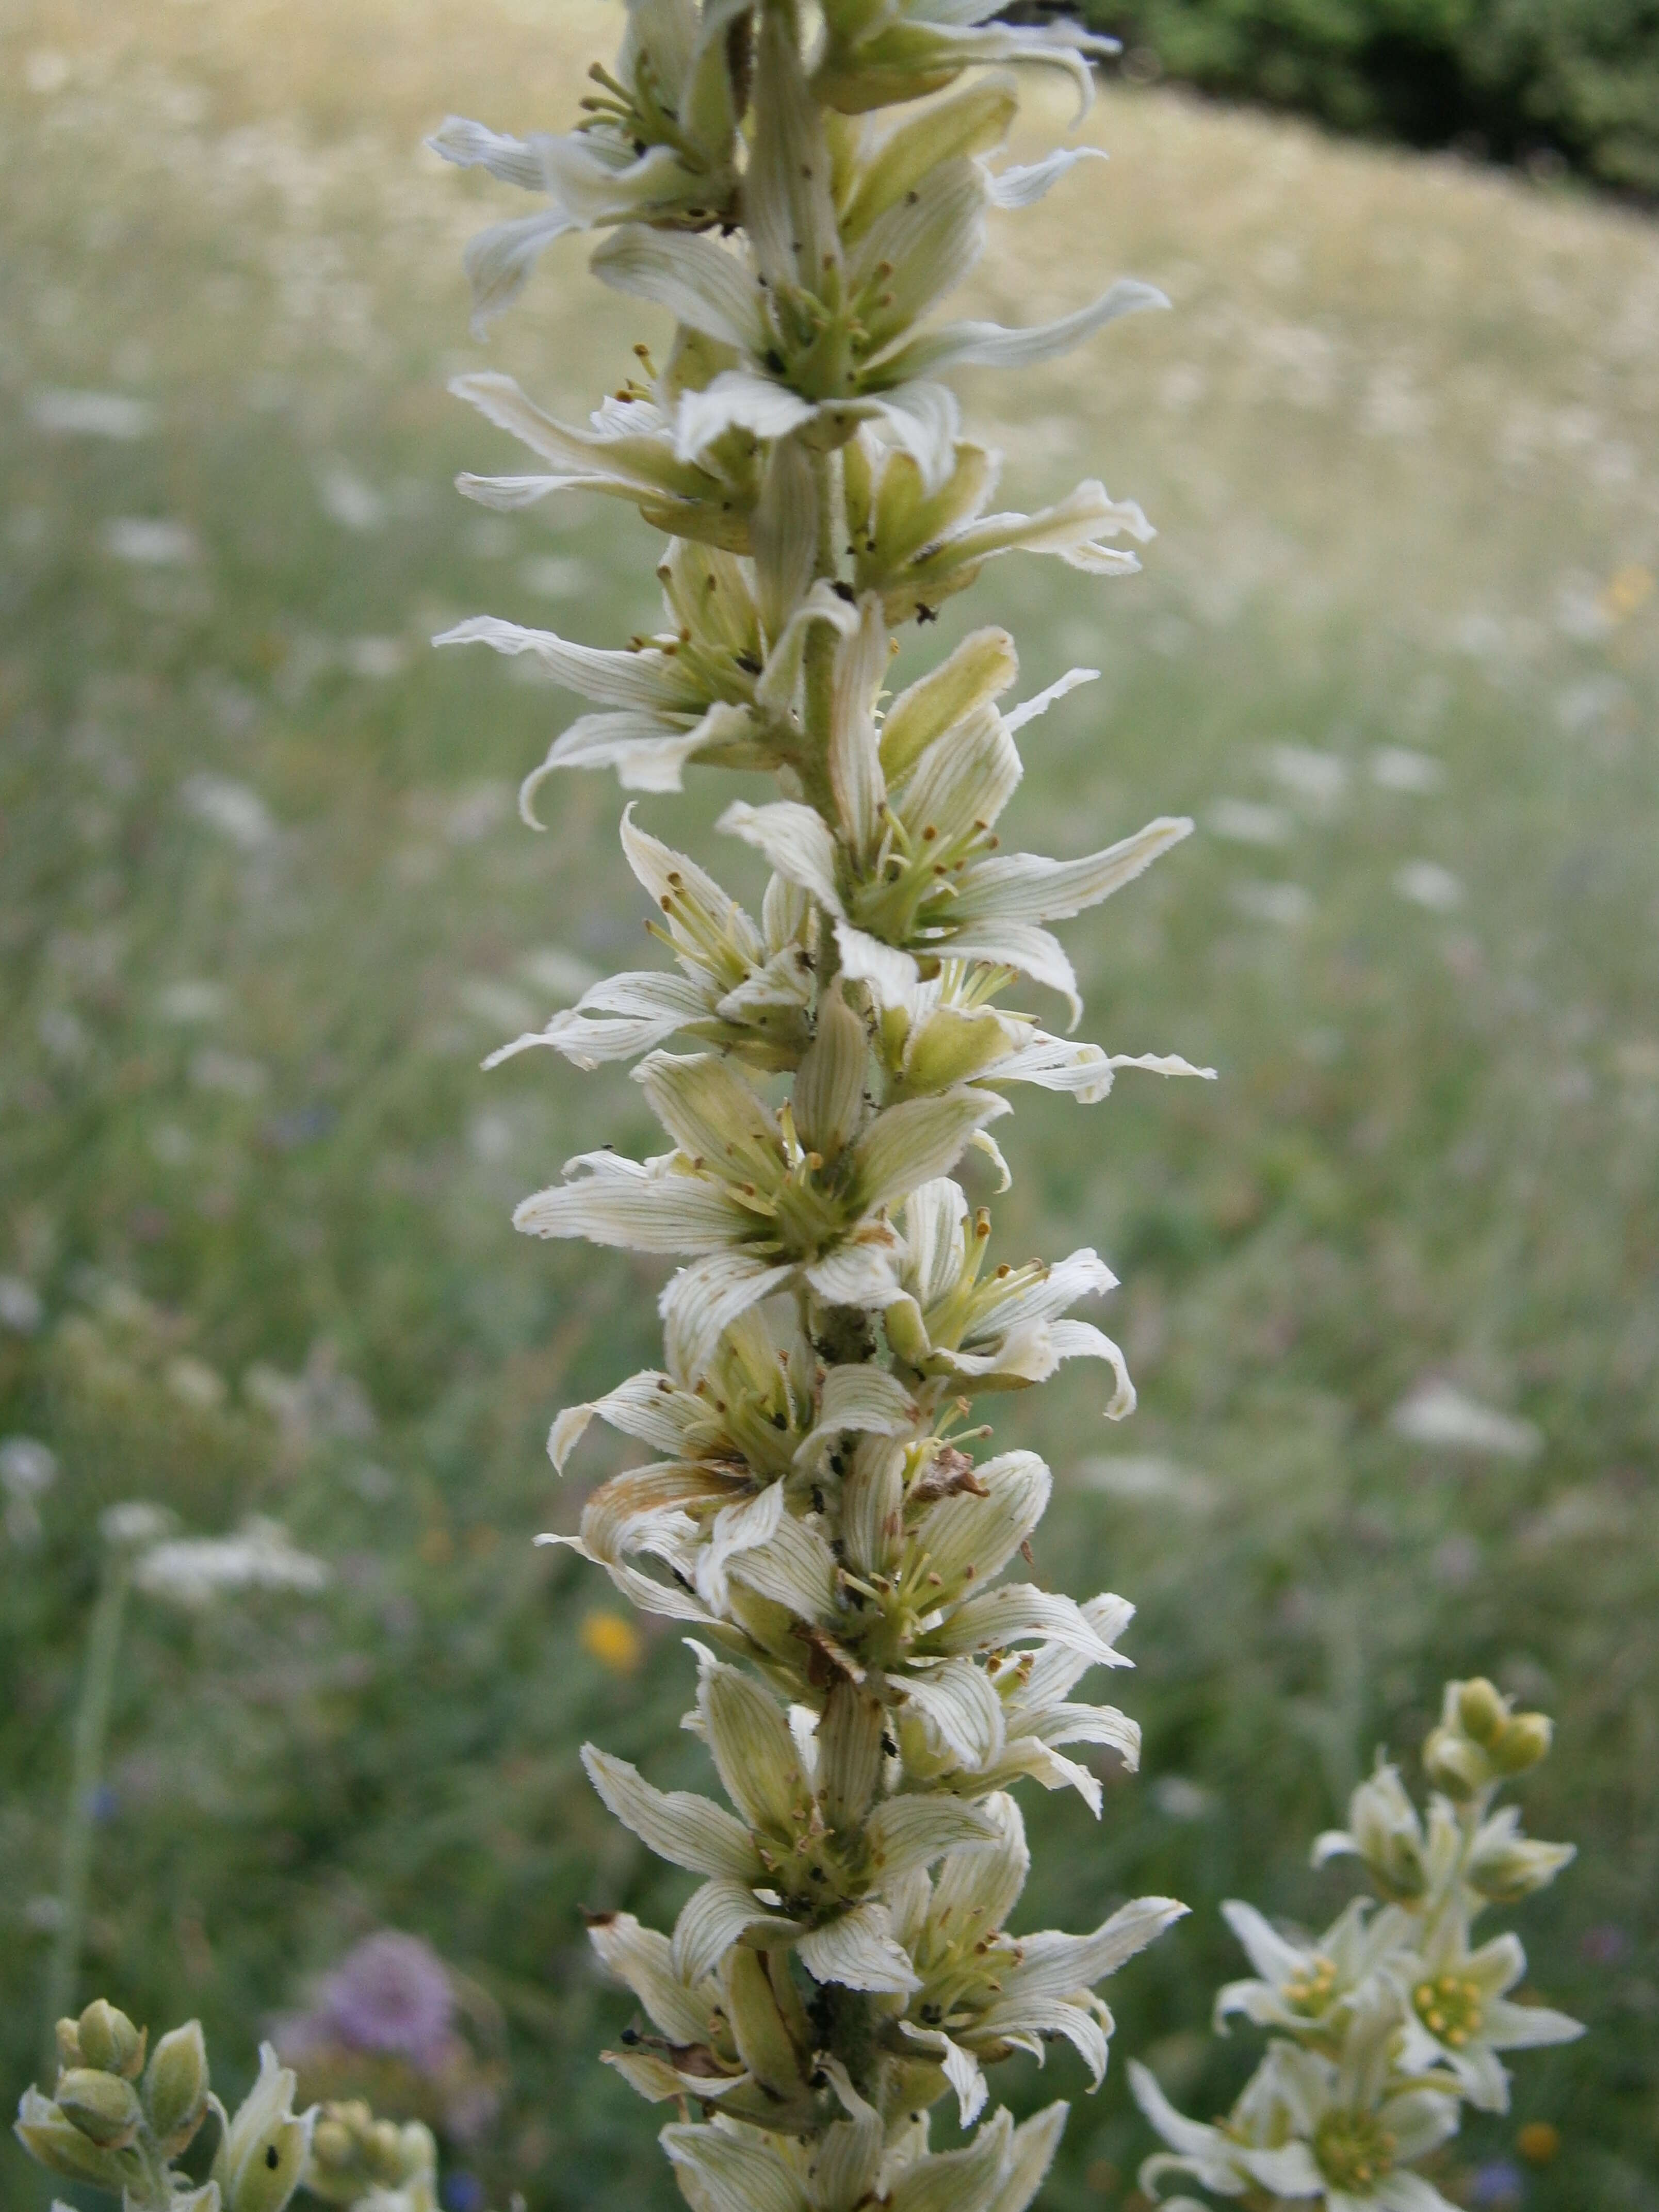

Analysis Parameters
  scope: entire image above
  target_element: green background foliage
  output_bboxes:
[1011,0,1659,194]
[1,2,1655,2207]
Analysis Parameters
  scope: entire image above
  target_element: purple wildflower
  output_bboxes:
[1469,2159,1524,2210]
[317,1931,456,2071]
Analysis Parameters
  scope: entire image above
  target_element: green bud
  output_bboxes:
[14,2086,136,2190]
[145,2020,211,2155]
[1492,1710,1552,1774]
[76,1998,147,2079]
[1455,1677,1509,1749]
[902,1006,1011,1095]
[1467,1829,1576,1905]
[1423,1721,1489,1800]
[54,2018,83,2072]
[54,2067,144,2150]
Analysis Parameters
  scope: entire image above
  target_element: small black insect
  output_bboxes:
[265,2145,282,2170]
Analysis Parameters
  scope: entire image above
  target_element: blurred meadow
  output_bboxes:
[3,2,1657,2207]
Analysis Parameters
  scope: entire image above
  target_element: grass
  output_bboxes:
[2,2,1656,2206]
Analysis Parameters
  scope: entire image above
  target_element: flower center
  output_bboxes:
[1314,2110,1396,2191]
[1413,1972,1486,2047]
[1281,1953,1338,2013]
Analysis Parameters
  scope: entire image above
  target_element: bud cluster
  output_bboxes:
[1132,1678,1582,2208]
[427,4,1210,2208]
[14,2005,462,2212]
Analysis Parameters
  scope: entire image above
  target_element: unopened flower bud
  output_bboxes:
[1423,1721,1489,1800]
[14,2086,134,2190]
[54,2017,83,2072]
[310,2116,356,2172]
[1455,1677,1509,1749]
[55,2067,144,2150]
[1492,1710,1552,1774]
[1341,1763,1429,1899]
[1466,1827,1576,1904]
[145,2020,211,2155]
[75,1998,147,2079]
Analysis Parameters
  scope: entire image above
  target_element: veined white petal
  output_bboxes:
[852,157,987,358]
[661,2119,811,2212]
[514,1158,747,1254]
[751,437,819,641]
[461,208,580,328]
[486,970,711,1071]
[720,799,845,914]
[848,1089,1008,1217]
[931,1584,1132,1667]
[903,1177,969,1308]
[694,1482,786,1612]
[755,578,863,713]
[591,225,768,353]
[941,920,1079,1028]
[603,2046,747,2105]
[866,1793,999,1876]
[749,4,840,288]
[795,1364,918,1465]
[886,2108,1013,2212]
[798,1901,921,1994]
[588,1910,716,2045]
[953,816,1194,925]
[888,279,1169,381]
[916,1450,1050,1587]
[896,1658,1006,1768]
[841,1436,905,1579]
[622,805,767,971]
[428,115,547,191]
[882,627,1020,786]
[897,702,1022,846]
[433,613,700,710]
[635,1051,782,1180]
[828,597,890,856]
[725,1504,841,1619]
[794,985,870,1162]
[660,1250,796,1376]
[987,2104,1070,2212]
[1002,665,1099,738]
[900,2023,990,2127]
[982,144,1107,208]
[672,1878,800,1988]
[983,1034,1113,1103]
[804,1237,908,1309]
[582,1746,761,1879]
[834,923,922,1013]
[967,1246,1117,1337]
[863,382,963,496]
[677,370,818,461]
[530,703,748,798]
[1002,1897,1188,2006]
[697,1650,806,1833]
[1046,1320,1136,1418]
[548,1370,687,1470]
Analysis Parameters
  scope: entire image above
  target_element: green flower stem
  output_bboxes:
[42,1547,135,2069]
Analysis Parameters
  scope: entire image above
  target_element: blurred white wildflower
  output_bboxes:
[0,1275,44,1332]
[2,1436,58,1546]
[1394,859,1464,912]
[134,1516,329,1607]
[100,1501,176,1550]
[180,774,276,849]
[156,980,228,1024]
[30,389,155,440]
[1232,880,1313,925]
[1391,1382,1542,1461]
[1371,745,1444,793]
[102,518,199,567]
[316,462,385,532]
[1210,798,1292,845]
[1266,743,1348,810]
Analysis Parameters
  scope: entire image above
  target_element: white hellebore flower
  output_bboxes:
[1393,1927,1582,2112]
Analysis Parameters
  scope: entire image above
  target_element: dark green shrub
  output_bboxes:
[1007,0,1659,193]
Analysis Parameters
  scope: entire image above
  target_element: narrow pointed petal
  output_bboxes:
[582,1746,762,1878]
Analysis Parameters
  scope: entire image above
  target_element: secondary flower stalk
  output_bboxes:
[1131,1678,1582,2209]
